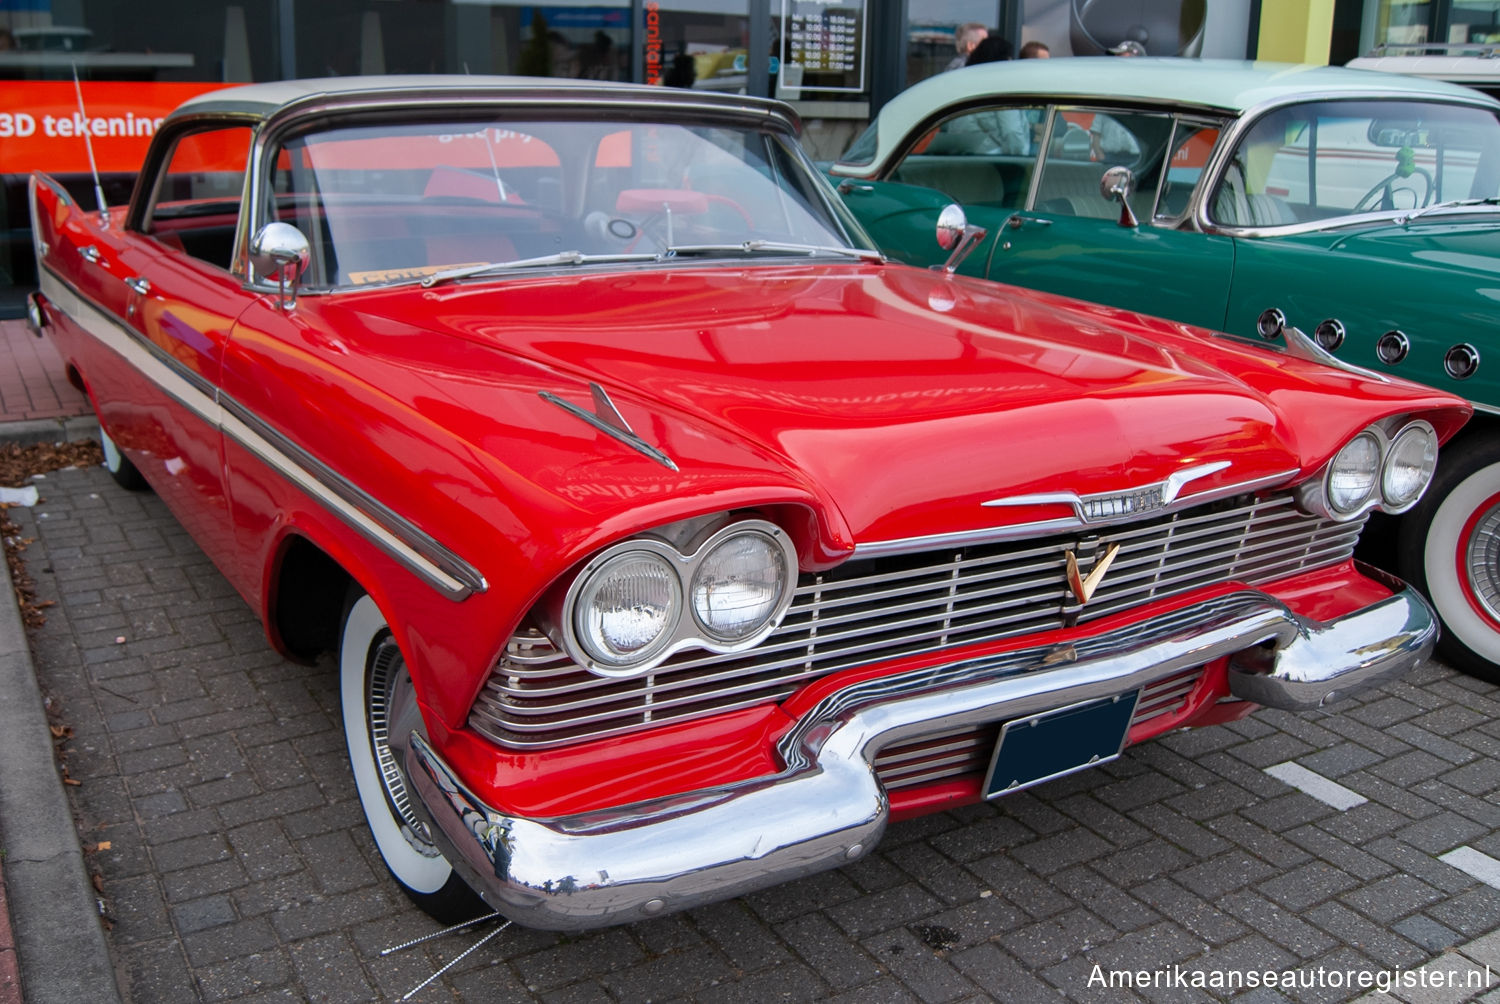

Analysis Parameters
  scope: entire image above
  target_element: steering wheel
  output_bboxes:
[1354,167,1434,213]
[699,192,755,228]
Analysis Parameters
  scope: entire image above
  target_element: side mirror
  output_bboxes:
[1099,166,1139,228]
[933,203,987,274]
[936,203,967,251]
[250,222,311,310]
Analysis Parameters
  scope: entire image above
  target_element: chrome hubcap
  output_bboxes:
[367,637,438,853]
[1465,503,1500,623]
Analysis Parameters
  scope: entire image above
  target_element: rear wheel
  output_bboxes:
[339,592,487,923]
[98,422,148,492]
[1397,436,1500,682]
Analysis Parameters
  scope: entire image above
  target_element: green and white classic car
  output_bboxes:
[830,58,1500,679]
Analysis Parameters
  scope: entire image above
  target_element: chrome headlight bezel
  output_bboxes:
[1380,420,1438,513]
[1295,419,1440,521]
[559,518,798,678]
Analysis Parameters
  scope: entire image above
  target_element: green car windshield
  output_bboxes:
[1211,99,1500,227]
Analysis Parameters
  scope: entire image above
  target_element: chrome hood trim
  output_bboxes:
[540,383,679,472]
[858,467,1297,557]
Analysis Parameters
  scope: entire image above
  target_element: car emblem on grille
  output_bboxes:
[981,461,1233,528]
[1065,542,1121,605]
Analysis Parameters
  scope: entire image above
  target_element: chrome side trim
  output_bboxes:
[859,468,1298,557]
[540,385,679,471]
[218,397,488,596]
[38,265,486,600]
[402,584,1434,930]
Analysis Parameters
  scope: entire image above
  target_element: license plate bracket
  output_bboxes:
[984,691,1139,799]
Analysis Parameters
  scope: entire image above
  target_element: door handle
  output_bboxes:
[1006,214,1053,229]
[124,276,151,296]
[837,181,874,194]
[78,244,101,263]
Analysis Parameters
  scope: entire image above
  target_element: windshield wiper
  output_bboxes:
[421,251,660,287]
[664,240,884,262]
[1400,197,1500,224]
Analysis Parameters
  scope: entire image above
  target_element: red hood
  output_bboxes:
[327,263,1467,547]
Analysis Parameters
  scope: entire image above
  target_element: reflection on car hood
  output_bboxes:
[332,264,1459,545]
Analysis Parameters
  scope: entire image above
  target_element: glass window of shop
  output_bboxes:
[645,0,751,91]
[1448,0,1500,43]
[1364,0,1500,49]
[907,1,1003,86]
[904,1,1245,92]
[0,1,275,81]
[291,2,629,80]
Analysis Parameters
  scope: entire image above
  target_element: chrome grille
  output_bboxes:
[470,494,1363,749]
[873,666,1204,791]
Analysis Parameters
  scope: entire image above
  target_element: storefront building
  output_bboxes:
[0,0,1492,312]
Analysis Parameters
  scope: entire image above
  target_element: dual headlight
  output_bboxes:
[1300,419,1438,520]
[560,519,798,677]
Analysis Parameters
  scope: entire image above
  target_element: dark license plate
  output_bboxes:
[984,691,1139,799]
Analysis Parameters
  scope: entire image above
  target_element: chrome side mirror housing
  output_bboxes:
[933,203,987,274]
[1100,166,1139,228]
[936,203,967,251]
[250,222,311,310]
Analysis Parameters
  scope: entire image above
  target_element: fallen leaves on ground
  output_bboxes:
[2,439,104,628]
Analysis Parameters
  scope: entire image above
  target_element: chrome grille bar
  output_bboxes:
[470,494,1363,749]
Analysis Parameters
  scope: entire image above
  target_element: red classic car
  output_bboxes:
[27,76,1470,931]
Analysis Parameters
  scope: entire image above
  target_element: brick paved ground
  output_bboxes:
[0,319,92,422]
[13,462,1500,1003]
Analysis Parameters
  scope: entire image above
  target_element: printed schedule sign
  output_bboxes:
[0,82,232,174]
[779,0,865,93]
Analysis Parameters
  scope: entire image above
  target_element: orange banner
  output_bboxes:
[0,81,234,174]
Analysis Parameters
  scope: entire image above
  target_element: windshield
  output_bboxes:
[1210,99,1500,227]
[264,115,869,288]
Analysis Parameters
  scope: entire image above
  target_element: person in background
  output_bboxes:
[945,22,988,71]
[940,36,1030,154]
[966,35,1013,65]
[1019,40,1050,58]
[664,51,696,88]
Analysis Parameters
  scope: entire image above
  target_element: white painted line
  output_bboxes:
[1441,846,1500,890]
[1264,761,1368,811]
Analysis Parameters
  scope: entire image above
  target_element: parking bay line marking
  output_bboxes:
[1441,846,1500,890]
[1263,761,1368,811]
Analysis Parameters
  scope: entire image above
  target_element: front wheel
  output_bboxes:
[339,592,487,922]
[1397,437,1500,682]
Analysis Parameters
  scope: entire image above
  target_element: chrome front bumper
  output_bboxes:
[400,584,1434,931]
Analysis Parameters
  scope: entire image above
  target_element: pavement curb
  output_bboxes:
[0,416,99,449]
[0,517,122,1002]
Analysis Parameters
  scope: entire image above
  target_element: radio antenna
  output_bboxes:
[70,64,109,224]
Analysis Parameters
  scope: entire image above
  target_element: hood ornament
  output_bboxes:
[1065,543,1120,606]
[540,383,679,472]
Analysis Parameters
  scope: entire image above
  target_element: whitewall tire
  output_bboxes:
[339,592,486,921]
[1398,437,1500,682]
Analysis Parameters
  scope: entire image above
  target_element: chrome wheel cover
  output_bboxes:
[1465,503,1500,624]
[367,637,439,854]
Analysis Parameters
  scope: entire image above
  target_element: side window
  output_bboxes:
[889,105,1046,209]
[142,125,252,270]
[1033,108,1174,220]
[1157,121,1221,220]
